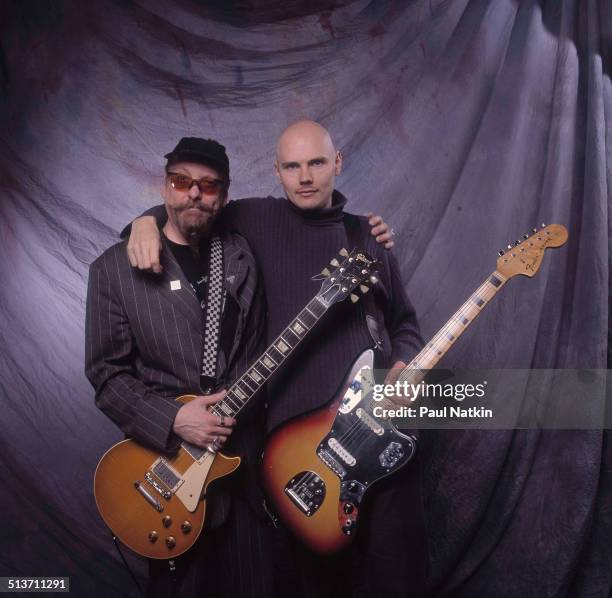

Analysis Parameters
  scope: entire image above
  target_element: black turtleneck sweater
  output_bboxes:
[139,192,422,432]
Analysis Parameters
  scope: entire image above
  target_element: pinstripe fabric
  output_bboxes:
[148,493,276,598]
[85,233,263,451]
[86,232,275,597]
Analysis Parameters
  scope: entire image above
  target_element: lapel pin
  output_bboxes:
[170,280,181,291]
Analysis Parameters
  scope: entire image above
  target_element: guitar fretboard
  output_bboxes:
[213,297,329,417]
[396,270,508,388]
[181,296,330,459]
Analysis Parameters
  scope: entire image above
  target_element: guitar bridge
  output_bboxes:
[284,471,326,516]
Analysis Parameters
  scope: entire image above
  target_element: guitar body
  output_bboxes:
[262,350,417,555]
[94,394,241,559]
[262,225,568,555]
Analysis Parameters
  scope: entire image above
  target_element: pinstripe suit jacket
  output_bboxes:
[85,232,266,525]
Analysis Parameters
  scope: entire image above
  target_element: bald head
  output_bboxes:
[276,120,336,160]
[274,120,342,210]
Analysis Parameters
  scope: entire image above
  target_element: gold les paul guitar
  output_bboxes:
[94,248,379,559]
[261,224,568,555]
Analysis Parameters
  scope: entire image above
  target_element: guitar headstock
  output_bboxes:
[315,248,379,308]
[496,223,568,279]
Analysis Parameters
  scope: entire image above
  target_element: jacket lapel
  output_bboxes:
[159,242,203,331]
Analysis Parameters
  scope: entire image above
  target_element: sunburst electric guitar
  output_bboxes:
[94,248,378,559]
[261,224,568,555]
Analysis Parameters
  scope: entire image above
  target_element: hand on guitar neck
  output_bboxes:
[380,360,421,408]
[172,390,236,450]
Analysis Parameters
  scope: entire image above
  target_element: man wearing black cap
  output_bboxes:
[85,138,274,597]
[124,122,427,598]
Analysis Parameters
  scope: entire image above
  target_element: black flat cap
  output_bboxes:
[164,137,230,181]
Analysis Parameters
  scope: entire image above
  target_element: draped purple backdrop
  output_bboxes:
[0,1,610,596]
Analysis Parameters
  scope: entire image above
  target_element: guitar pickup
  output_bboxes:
[355,408,384,436]
[317,449,346,478]
[150,458,183,493]
[328,438,356,466]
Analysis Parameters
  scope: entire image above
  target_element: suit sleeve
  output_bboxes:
[85,256,181,452]
[384,251,424,365]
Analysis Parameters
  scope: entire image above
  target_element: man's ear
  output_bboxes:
[335,151,343,175]
[274,160,280,180]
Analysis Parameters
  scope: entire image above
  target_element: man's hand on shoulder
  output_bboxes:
[172,391,236,450]
[364,212,394,249]
[127,215,163,273]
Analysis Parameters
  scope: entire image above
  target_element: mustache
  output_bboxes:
[177,202,214,215]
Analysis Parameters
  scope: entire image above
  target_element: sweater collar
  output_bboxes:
[285,189,347,225]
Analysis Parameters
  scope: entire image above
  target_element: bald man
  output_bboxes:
[126,122,428,598]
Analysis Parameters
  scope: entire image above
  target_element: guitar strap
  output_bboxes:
[342,214,384,351]
[200,235,225,394]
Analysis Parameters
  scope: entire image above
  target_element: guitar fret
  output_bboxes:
[240,376,259,393]
[298,310,317,328]
[217,401,236,416]
[233,387,248,402]
[254,361,271,378]
[248,368,265,384]
[274,339,291,355]
[283,328,300,344]
[473,296,485,308]
[267,346,285,364]
[307,298,327,318]
[261,354,278,370]
[489,274,503,287]
[303,305,317,319]
[291,319,308,337]
[225,391,243,407]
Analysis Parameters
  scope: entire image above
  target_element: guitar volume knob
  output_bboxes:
[181,521,192,534]
[148,531,158,543]
[162,516,172,528]
[165,536,176,549]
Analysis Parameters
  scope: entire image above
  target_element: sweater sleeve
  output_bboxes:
[118,199,266,239]
[119,204,167,239]
[384,251,424,365]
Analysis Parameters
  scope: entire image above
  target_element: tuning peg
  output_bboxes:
[532,228,537,233]
[321,268,331,277]
[523,233,529,239]
[514,240,521,246]
[370,275,378,284]
[330,258,340,267]
[360,284,369,293]
[541,222,546,228]
[507,244,512,250]
[350,294,359,303]
[339,248,349,257]
[498,249,505,256]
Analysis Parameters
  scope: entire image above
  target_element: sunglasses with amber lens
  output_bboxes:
[167,172,226,195]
